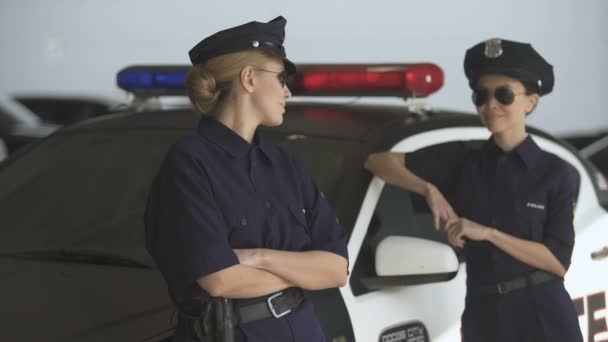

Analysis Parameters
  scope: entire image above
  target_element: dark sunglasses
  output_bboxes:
[255,68,288,88]
[472,86,526,107]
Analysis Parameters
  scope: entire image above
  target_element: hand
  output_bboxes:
[234,249,263,267]
[445,218,491,248]
[424,183,457,230]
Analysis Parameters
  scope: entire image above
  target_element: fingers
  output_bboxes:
[446,219,466,248]
[448,228,465,248]
[433,209,440,231]
[440,207,456,230]
[445,217,459,230]
[446,205,458,220]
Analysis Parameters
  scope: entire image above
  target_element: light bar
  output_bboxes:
[116,66,189,96]
[291,64,444,98]
[116,63,444,99]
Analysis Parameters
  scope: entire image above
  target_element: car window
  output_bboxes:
[0,105,18,129]
[586,154,608,208]
[264,132,361,204]
[589,143,608,178]
[16,99,111,126]
[349,142,465,296]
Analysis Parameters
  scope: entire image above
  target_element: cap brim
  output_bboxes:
[260,47,296,76]
[469,66,539,88]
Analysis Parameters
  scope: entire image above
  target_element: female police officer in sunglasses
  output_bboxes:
[365,38,582,341]
[144,16,348,342]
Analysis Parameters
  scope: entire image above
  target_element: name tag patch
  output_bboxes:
[526,202,545,210]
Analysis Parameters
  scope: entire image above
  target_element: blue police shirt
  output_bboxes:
[145,116,348,342]
[407,136,582,341]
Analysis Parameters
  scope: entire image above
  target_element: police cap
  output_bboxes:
[464,38,554,95]
[188,16,296,76]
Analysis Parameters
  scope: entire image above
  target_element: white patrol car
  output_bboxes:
[0,64,606,342]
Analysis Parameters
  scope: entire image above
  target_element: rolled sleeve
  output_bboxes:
[144,147,239,296]
[542,166,576,270]
[292,156,348,261]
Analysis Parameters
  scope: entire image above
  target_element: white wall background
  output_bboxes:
[1,0,606,135]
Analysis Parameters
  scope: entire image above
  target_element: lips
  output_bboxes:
[483,112,503,120]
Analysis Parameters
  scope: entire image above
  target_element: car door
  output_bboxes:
[342,124,607,342]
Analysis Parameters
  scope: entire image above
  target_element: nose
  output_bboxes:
[485,93,500,109]
[284,85,292,98]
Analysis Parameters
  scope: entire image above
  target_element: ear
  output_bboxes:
[525,93,540,114]
[240,66,255,93]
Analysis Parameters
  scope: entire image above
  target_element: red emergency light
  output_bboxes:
[290,63,444,98]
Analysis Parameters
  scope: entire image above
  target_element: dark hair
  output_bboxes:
[521,80,541,95]
[520,80,540,115]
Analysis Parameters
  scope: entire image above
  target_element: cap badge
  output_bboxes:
[484,38,503,58]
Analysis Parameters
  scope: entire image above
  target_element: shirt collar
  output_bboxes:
[253,131,279,164]
[513,135,541,169]
[197,116,277,163]
[482,135,540,169]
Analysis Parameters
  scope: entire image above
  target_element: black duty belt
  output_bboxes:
[175,287,304,339]
[238,287,304,323]
[468,270,558,296]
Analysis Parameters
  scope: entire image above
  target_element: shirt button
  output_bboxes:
[264,201,271,209]
[302,208,306,214]
[241,217,248,226]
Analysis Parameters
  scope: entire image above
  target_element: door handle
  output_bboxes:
[591,246,608,260]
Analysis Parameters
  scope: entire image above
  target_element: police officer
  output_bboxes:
[365,38,583,341]
[144,16,348,342]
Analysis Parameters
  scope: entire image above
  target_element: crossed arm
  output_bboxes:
[198,250,348,299]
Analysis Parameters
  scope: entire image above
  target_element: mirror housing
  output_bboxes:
[360,236,459,290]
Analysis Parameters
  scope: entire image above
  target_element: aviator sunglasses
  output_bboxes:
[255,68,288,88]
[472,86,526,107]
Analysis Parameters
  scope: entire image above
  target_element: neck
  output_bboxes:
[214,99,258,143]
[492,126,527,152]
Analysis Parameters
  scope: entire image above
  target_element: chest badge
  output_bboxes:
[526,202,545,210]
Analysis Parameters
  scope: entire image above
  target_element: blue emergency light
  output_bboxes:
[116,66,189,96]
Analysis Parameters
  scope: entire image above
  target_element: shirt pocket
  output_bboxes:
[221,205,263,248]
[287,202,312,245]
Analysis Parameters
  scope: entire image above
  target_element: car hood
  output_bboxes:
[0,258,174,341]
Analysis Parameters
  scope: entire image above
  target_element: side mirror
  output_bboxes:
[361,236,459,290]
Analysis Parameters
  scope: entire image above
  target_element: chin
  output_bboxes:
[482,119,505,134]
[262,115,283,127]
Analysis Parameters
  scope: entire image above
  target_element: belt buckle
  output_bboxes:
[497,283,507,294]
[267,291,291,318]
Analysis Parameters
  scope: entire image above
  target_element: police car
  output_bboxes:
[0,64,606,342]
